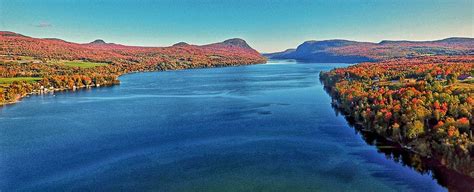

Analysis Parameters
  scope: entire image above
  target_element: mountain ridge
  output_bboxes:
[0,31,266,66]
[89,39,107,44]
[265,37,474,63]
[0,31,258,50]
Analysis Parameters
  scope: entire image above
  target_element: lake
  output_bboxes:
[0,61,448,191]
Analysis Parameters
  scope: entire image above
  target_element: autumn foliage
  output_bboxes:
[0,31,266,104]
[321,56,474,176]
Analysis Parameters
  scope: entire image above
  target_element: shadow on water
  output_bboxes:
[324,86,474,192]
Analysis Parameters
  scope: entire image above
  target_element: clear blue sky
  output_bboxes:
[1,0,472,52]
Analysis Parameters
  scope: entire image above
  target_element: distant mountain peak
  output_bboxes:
[89,39,107,44]
[173,42,189,46]
[221,38,252,49]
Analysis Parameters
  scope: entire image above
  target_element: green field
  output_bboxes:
[62,61,108,68]
[0,77,42,84]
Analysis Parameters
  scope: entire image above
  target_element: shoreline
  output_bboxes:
[0,62,266,107]
[321,78,474,190]
[348,116,474,191]
[0,81,118,107]
[328,95,474,191]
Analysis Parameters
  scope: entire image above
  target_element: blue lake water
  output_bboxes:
[0,62,447,191]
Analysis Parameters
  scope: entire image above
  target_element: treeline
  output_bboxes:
[320,56,474,177]
[0,61,120,103]
[0,55,263,104]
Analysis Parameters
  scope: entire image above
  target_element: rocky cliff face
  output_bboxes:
[89,39,107,44]
[220,38,253,49]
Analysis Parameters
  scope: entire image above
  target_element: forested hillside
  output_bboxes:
[265,38,474,63]
[320,56,474,177]
[0,31,266,105]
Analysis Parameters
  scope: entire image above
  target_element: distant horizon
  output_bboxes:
[1,0,472,52]
[3,30,473,54]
